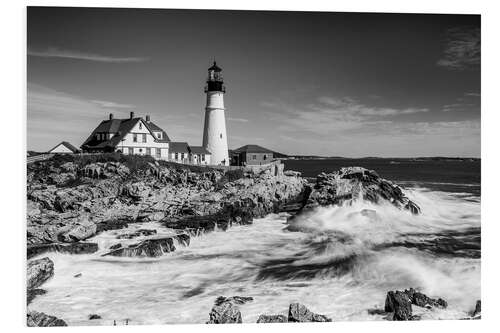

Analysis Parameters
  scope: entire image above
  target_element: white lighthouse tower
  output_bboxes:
[202,61,229,165]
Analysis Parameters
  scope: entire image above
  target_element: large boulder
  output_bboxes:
[288,303,331,322]
[403,288,447,309]
[58,219,97,242]
[257,314,288,323]
[27,257,54,289]
[206,296,253,324]
[472,300,481,318]
[27,311,67,327]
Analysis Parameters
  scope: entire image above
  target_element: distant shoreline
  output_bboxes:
[279,156,481,162]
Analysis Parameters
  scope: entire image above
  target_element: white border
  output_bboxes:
[2,0,499,332]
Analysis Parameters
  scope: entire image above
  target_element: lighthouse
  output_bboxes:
[202,61,229,165]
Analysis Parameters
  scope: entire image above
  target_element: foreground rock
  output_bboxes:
[472,300,481,319]
[206,296,253,324]
[288,303,332,322]
[257,314,288,323]
[27,257,54,289]
[299,167,420,215]
[385,288,447,320]
[102,234,190,257]
[27,288,47,305]
[27,311,67,327]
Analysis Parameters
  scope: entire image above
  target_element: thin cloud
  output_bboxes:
[28,47,149,63]
[91,100,135,109]
[437,27,480,70]
[227,117,249,123]
[465,92,480,97]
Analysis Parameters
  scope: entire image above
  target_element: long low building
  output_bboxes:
[81,112,211,165]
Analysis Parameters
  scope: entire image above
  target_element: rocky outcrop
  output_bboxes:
[298,167,420,215]
[288,303,332,322]
[27,311,67,327]
[116,229,157,239]
[102,234,190,257]
[472,300,481,318]
[403,288,447,309]
[257,314,288,323]
[27,257,54,290]
[27,288,47,305]
[206,296,253,324]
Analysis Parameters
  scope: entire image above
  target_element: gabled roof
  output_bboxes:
[144,121,171,142]
[190,146,211,155]
[49,141,80,153]
[81,117,170,150]
[169,142,190,153]
[232,144,274,154]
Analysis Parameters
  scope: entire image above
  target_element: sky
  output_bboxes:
[27,7,480,157]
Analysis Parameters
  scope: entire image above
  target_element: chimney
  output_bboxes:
[146,115,150,122]
[130,111,135,119]
[109,113,114,120]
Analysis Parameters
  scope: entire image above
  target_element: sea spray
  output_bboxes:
[29,188,480,324]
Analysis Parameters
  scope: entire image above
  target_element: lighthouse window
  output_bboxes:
[220,133,223,139]
[252,155,257,160]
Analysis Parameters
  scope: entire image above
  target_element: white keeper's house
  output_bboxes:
[81,112,212,165]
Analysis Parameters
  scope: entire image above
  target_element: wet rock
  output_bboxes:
[288,303,331,322]
[27,257,54,289]
[284,170,301,177]
[385,291,412,321]
[116,229,157,239]
[404,288,447,309]
[27,242,98,259]
[257,314,288,323]
[109,243,122,250]
[207,296,247,324]
[88,314,101,320]
[102,234,190,257]
[74,273,82,278]
[27,288,46,305]
[96,219,129,233]
[27,310,67,327]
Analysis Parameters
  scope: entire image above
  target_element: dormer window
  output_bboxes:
[139,123,143,130]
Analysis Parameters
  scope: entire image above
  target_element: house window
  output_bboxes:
[133,134,138,142]
[181,153,185,160]
[156,148,161,158]
[128,147,134,155]
[146,148,151,155]
[142,134,147,143]
[139,123,142,129]
[220,133,222,139]
[263,154,267,160]
[252,155,256,160]
[202,154,205,162]
[175,153,179,160]
[139,148,143,153]
[157,132,162,139]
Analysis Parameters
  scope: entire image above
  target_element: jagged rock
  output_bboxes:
[88,314,101,320]
[257,314,288,323]
[27,242,98,259]
[27,257,54,289]
[27,288,46,305]
[207,296,251,324]
[27,311,67,327]
[404,288,447,309]
[102,234,190,257]
[96,219,129,233]
[288,303,331,322]
[300,167,420,215]
[58,219,97,242]
[117,229,157,239]
[385,291,413,321]
[74,273,82,278]
[284,170,301,177]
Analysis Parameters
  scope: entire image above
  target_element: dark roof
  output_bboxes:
[232,144,274,154]
[49,141,80,153]
[208,61,222,72]
[189,146,211,155]
[81,117,170,149]
[169,142,190,153]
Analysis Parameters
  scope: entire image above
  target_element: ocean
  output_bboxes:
[29,158,481,325]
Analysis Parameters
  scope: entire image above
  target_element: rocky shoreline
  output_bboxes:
[26,154,478,326]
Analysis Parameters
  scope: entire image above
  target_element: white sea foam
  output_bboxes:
[29,188,481,325]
